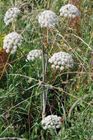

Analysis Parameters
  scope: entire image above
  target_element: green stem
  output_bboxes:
[42,45,47,118]
[41,28,48,119]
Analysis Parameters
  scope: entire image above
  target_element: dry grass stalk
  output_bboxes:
[0,49,8,76]
[69,0,81,35]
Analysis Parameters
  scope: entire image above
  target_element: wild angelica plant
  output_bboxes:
[0,0,93,140]
[1,0,82,135]
[37,9,59,119]
[0,0,93,139]
[2,2,75,126]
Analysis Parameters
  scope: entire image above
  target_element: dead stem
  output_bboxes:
[69,0,81,35]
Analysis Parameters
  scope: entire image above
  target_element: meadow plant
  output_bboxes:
[37,9,59,119]
[2,0,75,131]
[0,0,92,139]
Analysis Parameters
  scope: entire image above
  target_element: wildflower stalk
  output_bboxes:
[42,46,47,118]
[41,28,48,119]
[38,11,58,113]
[12,19,16,31]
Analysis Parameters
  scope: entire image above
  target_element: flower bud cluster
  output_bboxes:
[49,51,74,70]
[38,10,58,28]
[41,115,61,130]
[4,7,20,26]
[60,4,80,18]
[27,49,42,61]
[3,32,22,54]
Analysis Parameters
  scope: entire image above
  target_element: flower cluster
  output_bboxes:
[49,51,74,70]
[41,115,62,130]
[4,7,20,26]
[26,49,42,61]
[3,32,22,54]
[60,4,80,18]
[38,10,58,28]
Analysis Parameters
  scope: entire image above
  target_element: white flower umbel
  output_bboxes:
[49,51,74,70]
[27,49,42,61]
[38,10,58,28]
[4,7,20,26]
[3,32,22,54]
[60,4,80,18]
[41,115,61,130]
